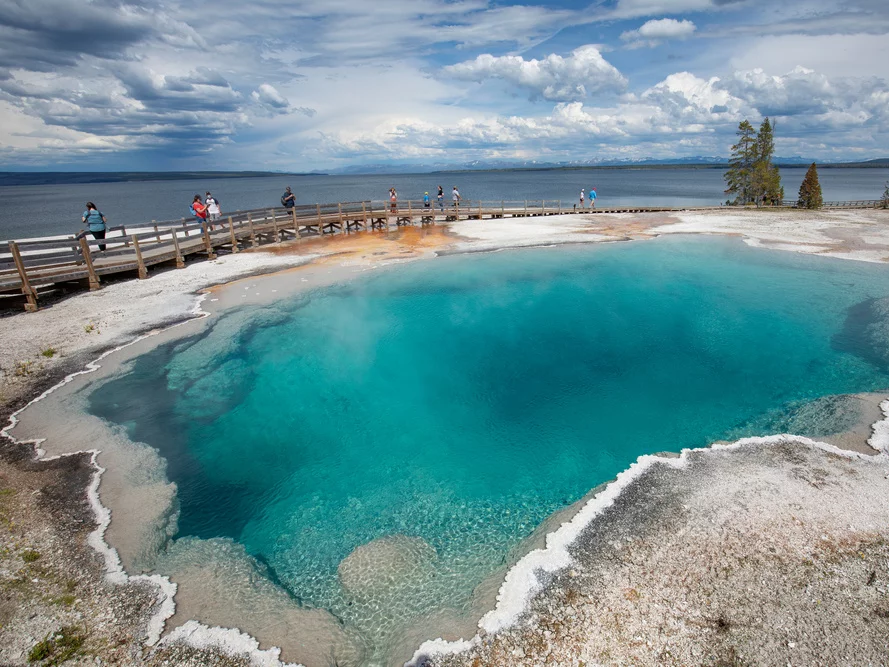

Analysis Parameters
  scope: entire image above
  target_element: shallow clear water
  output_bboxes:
[89,237,889,664]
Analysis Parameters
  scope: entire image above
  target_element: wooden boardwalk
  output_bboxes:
[1,198,885,311]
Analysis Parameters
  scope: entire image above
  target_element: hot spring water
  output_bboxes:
[88,236,889,665]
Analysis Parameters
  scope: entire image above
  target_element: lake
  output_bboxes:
[1,167,887,240]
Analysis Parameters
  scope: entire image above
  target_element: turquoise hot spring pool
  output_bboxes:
[88,236,889,664]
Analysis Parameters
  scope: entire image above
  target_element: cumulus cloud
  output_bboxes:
[309,62,889,165]
[621,18,696,48]
[443,45,627,102]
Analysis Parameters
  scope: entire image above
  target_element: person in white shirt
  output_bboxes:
[580,189,585,208]
[452,186,461,207]
[205,192,221,228]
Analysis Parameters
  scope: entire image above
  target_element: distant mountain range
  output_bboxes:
[322,156,889,175]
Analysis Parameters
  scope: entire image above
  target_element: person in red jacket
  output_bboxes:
[191,194,209,229]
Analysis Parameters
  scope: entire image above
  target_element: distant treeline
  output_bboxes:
[0,171,323,186]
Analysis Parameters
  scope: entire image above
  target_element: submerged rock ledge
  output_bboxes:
[412,435,889,666]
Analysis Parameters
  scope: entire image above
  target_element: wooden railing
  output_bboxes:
[1,198,885,311]
[776,199,885,209]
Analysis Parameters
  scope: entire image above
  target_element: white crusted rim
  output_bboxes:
[406,417,889,666]
[0,293,306,667]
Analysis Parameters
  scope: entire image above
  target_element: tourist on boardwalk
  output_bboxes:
[205,192,221,226]
[191,194,209,228]
[281,186,296,209]
[81,202,107,251]
[389,187,398,213]
[423,192,431,208]
[589,187,597,208]
[580,188,585,209]
[452,186,461,207]
[437,185,444,211]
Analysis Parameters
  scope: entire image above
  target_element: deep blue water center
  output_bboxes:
[89,236,889,658]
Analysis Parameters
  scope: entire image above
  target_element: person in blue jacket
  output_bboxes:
[82,202,107,251]
[589,187,597,208]
[423,192,431,208]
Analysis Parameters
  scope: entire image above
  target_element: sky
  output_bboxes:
[0,0,888,171]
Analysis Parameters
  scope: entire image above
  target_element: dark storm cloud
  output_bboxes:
[0,0,170,69]
[111,65,243,113]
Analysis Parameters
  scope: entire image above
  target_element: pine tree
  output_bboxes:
[750,118,783,205]
[797,163,823,209]
[724,120,757,205]
[882,181,889,209]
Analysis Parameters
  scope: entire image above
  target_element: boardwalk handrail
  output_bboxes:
[2,198,886,311]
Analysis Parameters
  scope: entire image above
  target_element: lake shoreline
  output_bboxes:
[2,209,889,666]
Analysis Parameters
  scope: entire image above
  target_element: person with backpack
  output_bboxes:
[281,186,296,208]
[191,194,209,228]
[81,202,107,251]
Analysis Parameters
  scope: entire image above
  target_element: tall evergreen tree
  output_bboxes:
[724,120,757,205]
[750,117,783,205]
[882,181,889,209]
[797,163,823,209]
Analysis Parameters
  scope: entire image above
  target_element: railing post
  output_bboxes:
[524,200,528,216]
[362,202,368,230]
[132,236,148,279]
[153,221,160,243]
[407,200,412,226]
[269,209,281,243]
[121,225,130,247]
[559,200,562,214]
[501,200,504,217]
[9,241,38,311]
[78,236,101,290]
[291,209,300,241]
[229,216,239,253]
[248,212,257,247]
[542,199,546,215]
[203,223,217,259]
[170,228,185,268]
[316,203,323,235]
[478,200,482,219]
[181,218,189,237]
